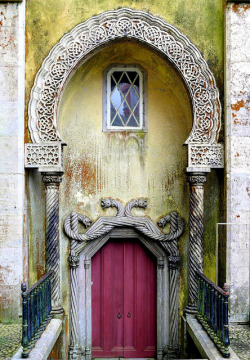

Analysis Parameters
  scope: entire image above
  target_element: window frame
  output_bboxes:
[103,64,147,132]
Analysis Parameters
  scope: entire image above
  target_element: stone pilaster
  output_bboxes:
[166,255,181,359]
[68,252,81,360]
[186,171,207,313]
[42,171,64,314]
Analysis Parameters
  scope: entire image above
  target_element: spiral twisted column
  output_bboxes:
[42,171,64,314]
[186,172,207,313]
[68,253,81,360]
[167,256,181,358]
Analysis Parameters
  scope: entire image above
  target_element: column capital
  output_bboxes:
[168,256,181,270]
[186,172,207,186]
[41,171,64,185]
[68,254,80,269]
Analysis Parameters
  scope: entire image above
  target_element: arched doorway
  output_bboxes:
[25,7,223,360]
[92,238,156,358]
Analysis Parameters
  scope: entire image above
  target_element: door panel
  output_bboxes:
[92,241,124,357]
[91,239,156,358]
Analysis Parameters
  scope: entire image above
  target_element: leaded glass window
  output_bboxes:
[105,66,145,130]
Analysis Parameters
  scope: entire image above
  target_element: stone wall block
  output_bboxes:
[0,3,24,29]
[0,284,21,322]
[0,25,24,67]
[231,210,250,223]
[231,174,250,212]
[0,102,23,137]
[0,174,24,212]
[0,136,24,173]
[0,247,23,285]
[0,212,23,247]
[231,137,250,170]
[0,66,19,102]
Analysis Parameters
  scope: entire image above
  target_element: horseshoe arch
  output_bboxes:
[28,8,221,149]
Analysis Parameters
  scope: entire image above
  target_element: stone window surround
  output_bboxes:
[103,64,147,132]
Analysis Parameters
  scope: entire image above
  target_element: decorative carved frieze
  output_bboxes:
[28,8,221,146]
[25,143,63,168]
[188,144,224,168]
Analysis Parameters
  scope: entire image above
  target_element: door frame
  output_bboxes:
[78,228,169,360]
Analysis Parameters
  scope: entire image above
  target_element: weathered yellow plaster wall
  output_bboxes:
[26,0,223,340]
[59,41,192,318]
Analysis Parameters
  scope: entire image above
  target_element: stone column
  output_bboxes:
[68,252,81,360]
[42,171,64,314]
[186,171,207,313]
[167,255,181,358]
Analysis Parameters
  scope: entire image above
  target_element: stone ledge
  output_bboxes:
[12,318,62,360]
[186,314,240,360]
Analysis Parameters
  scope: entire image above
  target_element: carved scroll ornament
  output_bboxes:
[64,199,184,251]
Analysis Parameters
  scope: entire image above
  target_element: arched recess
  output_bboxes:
[28,7,221,146]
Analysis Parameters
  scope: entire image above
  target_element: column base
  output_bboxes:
[164,345,180,359]
[51,305,64,316]
[184,305,197,314]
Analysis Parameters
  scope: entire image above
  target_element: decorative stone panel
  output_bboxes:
[25,143,63,168]
[188,144,224,168]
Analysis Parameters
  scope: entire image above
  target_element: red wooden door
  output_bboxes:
[91,239,156,358]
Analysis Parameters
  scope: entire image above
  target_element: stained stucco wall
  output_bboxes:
[225,2,250,323]
[25,0,224,329]
[0,1,26,323]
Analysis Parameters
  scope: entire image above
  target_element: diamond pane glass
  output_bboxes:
[109,70,141,128]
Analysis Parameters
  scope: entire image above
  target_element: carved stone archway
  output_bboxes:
[27,8,221,147]
[24,7,224,331]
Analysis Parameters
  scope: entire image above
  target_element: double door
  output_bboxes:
[91,239,156,358]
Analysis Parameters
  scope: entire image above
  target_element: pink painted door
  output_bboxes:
[91,239,156,358]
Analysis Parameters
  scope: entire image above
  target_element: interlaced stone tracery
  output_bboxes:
[28,8,221,147]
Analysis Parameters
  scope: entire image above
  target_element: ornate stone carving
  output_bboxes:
[125,198,147,217]
[25,143,63,168]
[64,199,185,360]
[68,254,80,268]
[64,212,92,241]
[101,198,125,217]
[28,8,221,146]
[188,144,224,168]
[64,200,184,253]
[168,256,181,270]
[186,172,207,312]
[42,171,64,314]
[42,173,63,185]
[157,259,165,269]
[187,173,207,186]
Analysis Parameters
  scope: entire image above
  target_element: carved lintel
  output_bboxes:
[168,256,181,270]
[157,259,165,269]
[68,255,80,268]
